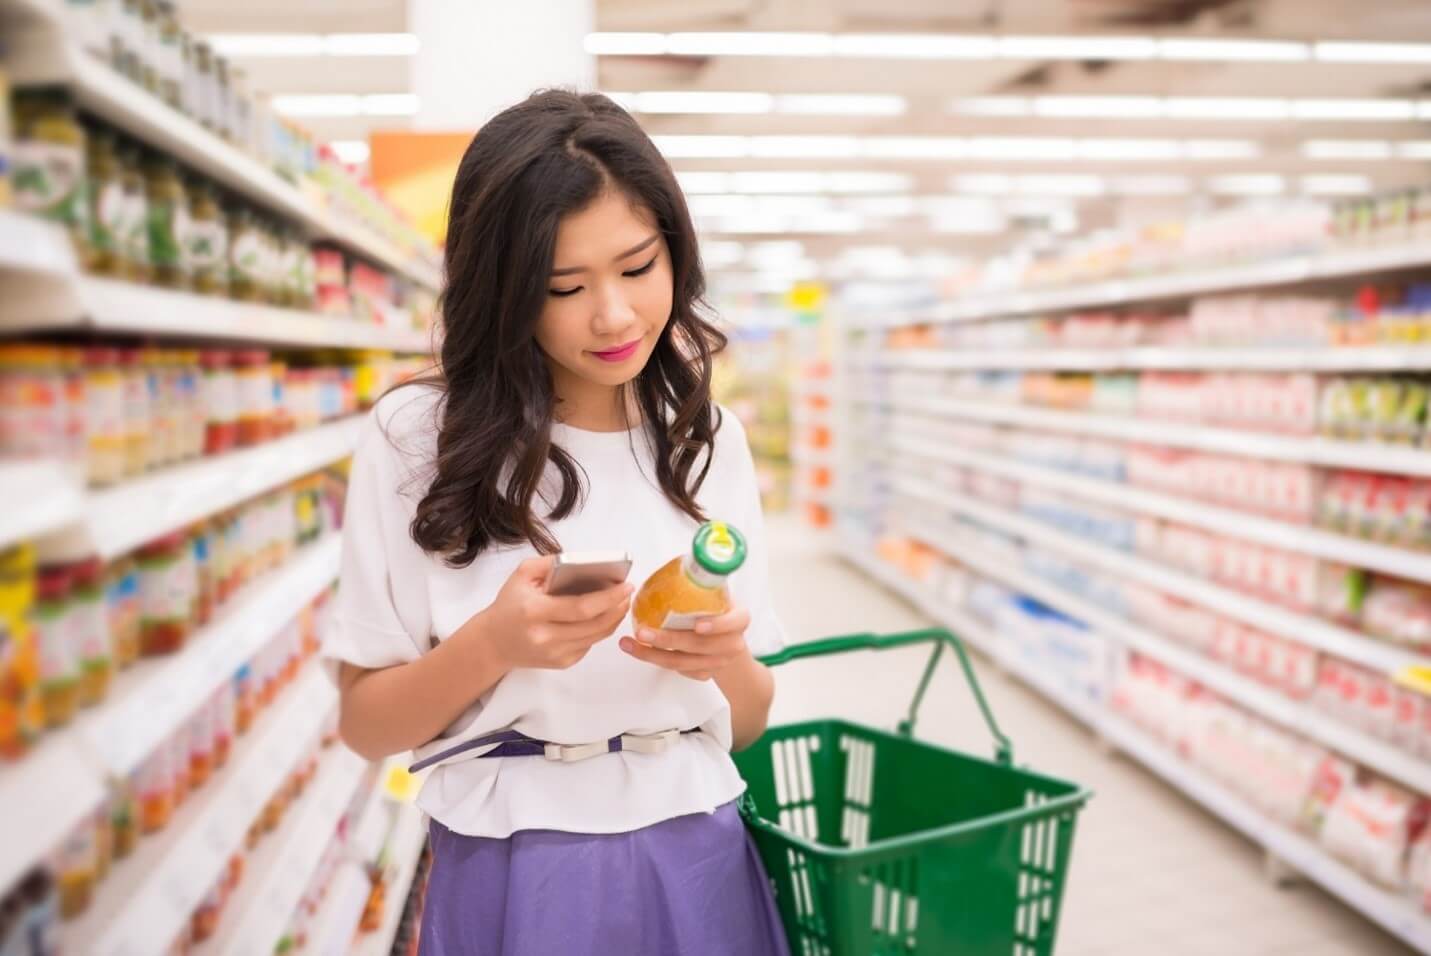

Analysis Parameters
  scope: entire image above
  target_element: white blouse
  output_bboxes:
[320,385,786,838]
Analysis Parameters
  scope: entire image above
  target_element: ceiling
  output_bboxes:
[177,0,1431,288]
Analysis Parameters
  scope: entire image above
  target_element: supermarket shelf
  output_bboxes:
[68,416,361,561]
[74,535,341,778]
[881,394,1431,480]
[838,539,1431,953]
[353,801,429,956]
[892,433,1431,587]
[72,665,337,956]
[0,219,433,350]
[0,735,108,898]
[4,5,441,291]
[875,242,1431,328]
[869,346,1431,373]
[0,536,339,900]
[306,862,372,956]
[208,746,369,956]
[0,459,84,551]
[893,477,1423,677]
[895,515,1431,797]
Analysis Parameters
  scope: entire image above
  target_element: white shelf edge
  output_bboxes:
[837,539,1431,953]
[885,394,1431,480]
[84,665,337,956]
[72,535,341,777]
[213,746,369,956]
[0,459,84,551]
[891,434,1431,587]
[6,10,440,291]
[354,801,428,956]
[893,476,1422,676]
[306,862,373,956]
[77,416,361,561]
[0,734,108,898]
[895,517,1431,796]
[871,346,1431,373]
[880,242,1431,328]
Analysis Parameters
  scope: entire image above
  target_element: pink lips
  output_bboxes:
[589,338,642,363]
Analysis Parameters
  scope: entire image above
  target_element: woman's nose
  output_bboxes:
[592,283,637,333]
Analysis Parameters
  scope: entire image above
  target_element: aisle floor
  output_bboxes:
[762,518,1415,956]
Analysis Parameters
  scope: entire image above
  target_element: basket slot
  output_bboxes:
[839,734,877,849]
[866,856,921,953]
[1014,790,1075,954]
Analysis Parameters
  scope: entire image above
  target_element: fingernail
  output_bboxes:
[695,622,711,634]
[639,629,655,642]
[619,638,634,653]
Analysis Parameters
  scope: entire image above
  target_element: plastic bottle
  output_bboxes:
[71,557,112,707]
[35,565,79,728]
[145,155,188,289]
[632,522,747,630]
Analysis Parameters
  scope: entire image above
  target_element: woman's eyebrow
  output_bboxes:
[551,234,660,277]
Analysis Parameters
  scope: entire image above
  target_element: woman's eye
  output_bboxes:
[548,287,582,298]
[623,256,658,278]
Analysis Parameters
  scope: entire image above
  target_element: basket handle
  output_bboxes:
[758,628,1013,765]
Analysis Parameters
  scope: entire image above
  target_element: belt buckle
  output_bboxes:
[619,729,680,755]
[544,740,609,763]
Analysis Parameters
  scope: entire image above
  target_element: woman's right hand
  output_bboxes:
[474,555,633,670]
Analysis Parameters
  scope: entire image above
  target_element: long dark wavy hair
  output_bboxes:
[405,89,727,567]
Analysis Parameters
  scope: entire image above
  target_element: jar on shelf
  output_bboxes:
[191,522,214,627]
[71,557,112,708]
[142,347,174,470]
[169,722,190,807]
[54,818,97,919]
[83,347,125,487]
[144,154,189,289]
[233,663,255,735]
[59,347,87,470]
[155,1,182,110]
[137,746,174,834]
[86,126,126,277]
[104,555,141,669]
[184,182,228,296]
[12,90,90,256]
[118,348,150,478]
[93,802,113,883]
[111,776,138,859]
[178,350,205,460]
[211,683,234,769]
[191,885,222,943]
[214,56,234,144]
[194,40,216,133]
[269,355,292,438]
[188,700,214,793]
[137,532,193,656]
[35,565,79,728]
[137,0,160,96]
[117,140,152,283]
[235,350,273,447]
[0,544,41,761]
[200,351,239,455]
[227,207,263,301]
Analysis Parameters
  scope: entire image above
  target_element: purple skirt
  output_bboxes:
[419,801,791,956]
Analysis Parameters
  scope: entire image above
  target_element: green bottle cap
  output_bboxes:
[692,521,746,576]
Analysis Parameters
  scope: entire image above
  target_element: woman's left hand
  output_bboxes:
[618,606,752,681]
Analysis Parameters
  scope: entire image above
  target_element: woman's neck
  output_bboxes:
[551,371,631,432]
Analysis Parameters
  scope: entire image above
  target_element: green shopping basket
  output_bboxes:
[734,628,1092,956]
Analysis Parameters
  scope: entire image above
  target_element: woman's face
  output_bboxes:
[536,189,674,400]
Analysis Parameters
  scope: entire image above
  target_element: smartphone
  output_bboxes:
[546,551,633,596]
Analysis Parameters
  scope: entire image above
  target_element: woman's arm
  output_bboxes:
[337,555,634,760]
[713,650,775,751]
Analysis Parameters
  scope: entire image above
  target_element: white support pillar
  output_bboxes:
[408,0,596,131]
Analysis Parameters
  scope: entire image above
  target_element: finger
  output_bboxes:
[619,638,724,673]
[546,597,632,643]
[633,626,706,654]
[542,582,635,623]
[517,554,557,586]
[692,606,751,636]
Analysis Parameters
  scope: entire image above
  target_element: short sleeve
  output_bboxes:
[720,412,788,658]
[321,397,435,678]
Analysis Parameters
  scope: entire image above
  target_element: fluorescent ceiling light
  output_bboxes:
[1033,96,1161,118]
[930,214,1007,235]
[845,196,918,217]
[1162,97,1288,120]
[970,137,1075,160]
[1013,174,1107,195]
[955,97,1033,117]
[999,36,1156,60]
[676,172,731,194]
[328,140,370,165]
[746,241,806,263]
[863,137,969,159]
[698,213,863,234]
[1110,174,1192,195]
[833,34,996,58]
[825,172,915,193]
[667,32,834,56]
[776,94,907,116]
[585,32,666,55]
[689,171,913,195]
[1292,99,1416,120]
[1076,138,1180,160]
[1158,38,1309,61]
[1182,139,1261,159]
[209,34,325,56]
[750,136,860,158]
[324,33,419,56]
[700,241,745,269]
[652,135,748,158]
[1399,142,1431,159]
[953,174,1014,194]
[1315,42,1431,63]
[363,94,420,116]
[1300,174,1372,195]
[1302,139,1393,159]
[688,195,834,217]
[1209,174,1285,195]
[271,94,361,117]
[728,172,824,194]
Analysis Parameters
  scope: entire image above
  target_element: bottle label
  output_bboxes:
[13,141,88,228]
[661,610,718,631]
[231,231,263,283]
[76,598,109,663]
[86,377,125,439]
[147,197,183,268]
[184,218,228,273]
[142,560,192,621]
[92,180,126,253]
[124,189,151,267]
[38,610,77,682]
[239,371,273,416]
[203,372,239,423]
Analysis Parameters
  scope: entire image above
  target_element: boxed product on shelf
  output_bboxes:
[1319,775,1428,890]
[1319,470,1431,547]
